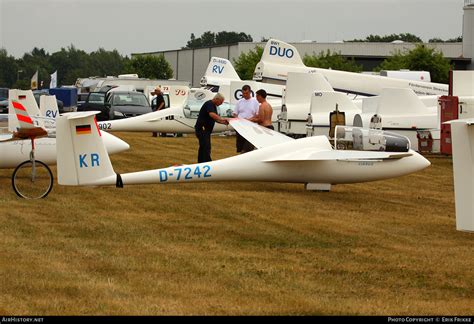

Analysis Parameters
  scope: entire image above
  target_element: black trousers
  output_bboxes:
[236,131,254,153]
[196,130,212,163]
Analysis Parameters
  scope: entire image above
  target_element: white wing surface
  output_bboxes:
[229,118,294,149]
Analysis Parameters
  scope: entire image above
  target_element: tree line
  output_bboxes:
[0,31,457,89]
[346,33,462,43]
[0,46,173,89]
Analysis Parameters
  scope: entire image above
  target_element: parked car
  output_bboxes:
[32,90,64,113]
[0,88,8,113]
[0,88,8,101]
[77,89,152,121]
[0,99,7,114]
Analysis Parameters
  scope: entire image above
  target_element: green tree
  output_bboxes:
[17,47,52,89]
[215,31,252,45]
[303,50,363,72]
[125,54,173,79]
[49,45,94,86]
[0,49,19,88]
[233,46,263,80]
[185,31,253,48]
[375,44,451,83]
[446,36,462,42]
[348,33,422,43]
[89,48,126,77]
[429,36,462,43]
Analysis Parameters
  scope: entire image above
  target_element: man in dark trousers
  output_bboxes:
[195,93,228,163]
[151,86,165,137]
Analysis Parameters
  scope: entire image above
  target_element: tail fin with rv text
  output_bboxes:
[40,95,59,119]
[201,57,241,86]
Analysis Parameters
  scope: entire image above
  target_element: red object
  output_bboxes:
[417,131,433,153]
[439,95,459,155]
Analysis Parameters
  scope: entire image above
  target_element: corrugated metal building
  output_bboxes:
[133,2,474,87]
[133,42,469,87]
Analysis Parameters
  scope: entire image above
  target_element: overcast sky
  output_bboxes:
[0,0,465,58]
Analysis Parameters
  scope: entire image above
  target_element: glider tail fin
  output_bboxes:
[260,39,305,67]
[56,112,117,186]
[201,57,241,86]
[254,39,312,81]
[8,89,43,132]
[11,100,35,129]
[449,119,474,232]
[40,95,59,119]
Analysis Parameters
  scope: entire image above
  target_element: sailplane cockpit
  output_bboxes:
[183,98,234,119]
[334,126,410,152]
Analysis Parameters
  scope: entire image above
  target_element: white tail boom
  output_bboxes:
[254,39,448,96]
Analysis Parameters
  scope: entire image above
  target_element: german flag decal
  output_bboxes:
[76,124,92,135]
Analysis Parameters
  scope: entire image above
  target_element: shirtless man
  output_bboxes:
[250,89,274,130]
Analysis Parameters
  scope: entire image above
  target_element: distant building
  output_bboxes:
[133,2,474,86]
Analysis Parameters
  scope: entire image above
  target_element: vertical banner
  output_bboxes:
[50,70,57,89]
[31,70,38,90]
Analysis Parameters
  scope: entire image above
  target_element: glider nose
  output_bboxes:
[413,151,431,171]
[102,132,130,154]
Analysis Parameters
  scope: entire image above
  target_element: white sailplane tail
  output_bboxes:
[446,118,474,232]
[200,57,241,86]
[8,89,44,132]
[39,94,59,119]
[56,112,118,186]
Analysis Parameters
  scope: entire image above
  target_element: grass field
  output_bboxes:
[0,132,473,315]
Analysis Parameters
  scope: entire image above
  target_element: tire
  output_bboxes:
[12,160,53,199]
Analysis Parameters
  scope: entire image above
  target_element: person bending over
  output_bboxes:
[194,93,228,163]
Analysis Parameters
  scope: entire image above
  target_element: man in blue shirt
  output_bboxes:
[195,93,229,163]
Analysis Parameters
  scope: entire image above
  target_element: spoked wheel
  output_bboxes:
[12,160,53,199]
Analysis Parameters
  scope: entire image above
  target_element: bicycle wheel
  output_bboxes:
[12,160,53,199]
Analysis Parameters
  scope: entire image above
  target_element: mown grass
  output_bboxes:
[0,132,472,315]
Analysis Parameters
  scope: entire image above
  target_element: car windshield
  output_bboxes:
[183,99,233,119]
[89,93,105,104]
[112,93,149,107]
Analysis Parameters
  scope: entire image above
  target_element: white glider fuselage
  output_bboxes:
[97,107,229,134]
[0,89,130,169]
[71,135,429,187]
[253,39,448,97]
[0,131,129,169]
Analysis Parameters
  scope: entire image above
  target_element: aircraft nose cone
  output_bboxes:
[102,132,130,154]
[414,152,431,171]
